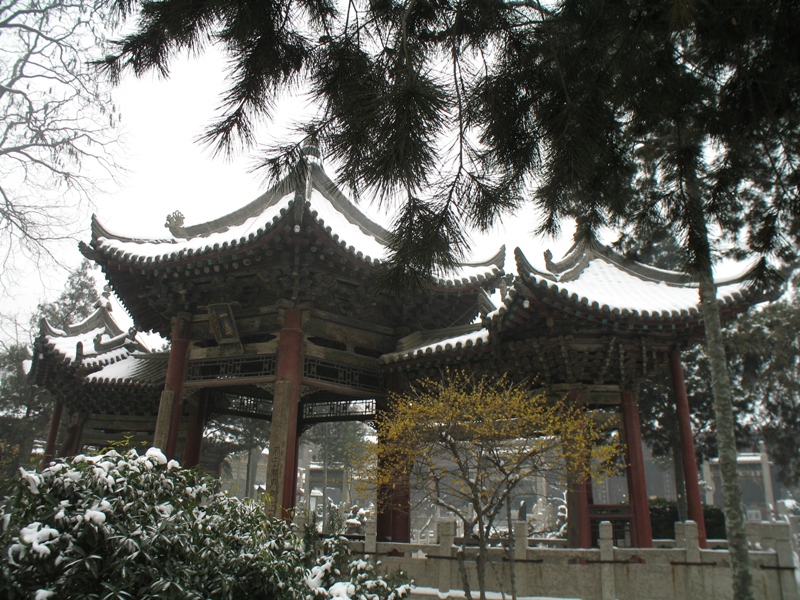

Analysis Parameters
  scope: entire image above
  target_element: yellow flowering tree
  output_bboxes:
[375,371,620,600]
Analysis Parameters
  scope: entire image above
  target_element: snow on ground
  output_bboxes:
[410,588,580,600]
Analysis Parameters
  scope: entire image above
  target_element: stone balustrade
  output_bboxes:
[346,519,798,600]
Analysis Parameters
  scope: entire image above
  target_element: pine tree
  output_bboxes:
[0,344,49,486]
[726,298,800,486]
[101,3,799,597]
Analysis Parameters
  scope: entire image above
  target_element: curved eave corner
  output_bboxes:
[379,327,491,367]
[304,200,386,268]
[431,246,506,291]
[513,245,766,328]
[89,214,169,246]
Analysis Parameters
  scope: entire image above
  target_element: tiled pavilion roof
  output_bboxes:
[32,302,146,380]
[493,240,768,334]
[379,240,779,381]
[81,150,504,333]
[30,301,166,419]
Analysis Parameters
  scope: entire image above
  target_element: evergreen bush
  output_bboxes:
[649,498,727,540]
[0,448,411,600]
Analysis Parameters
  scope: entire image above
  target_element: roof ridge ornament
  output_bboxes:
[299,138,321,161]
[165,210,186,237]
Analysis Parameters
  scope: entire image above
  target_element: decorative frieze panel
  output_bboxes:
[186,354,276,382]
[302,357,381,393]
[302,398,376,422]
[210,393,274,420]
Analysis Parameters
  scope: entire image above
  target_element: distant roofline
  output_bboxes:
[526,238,756,287]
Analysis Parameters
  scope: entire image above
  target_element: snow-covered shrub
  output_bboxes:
[0,449,410,600]
[306,533,410,600]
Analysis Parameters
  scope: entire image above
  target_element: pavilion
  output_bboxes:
[30,146,774,549]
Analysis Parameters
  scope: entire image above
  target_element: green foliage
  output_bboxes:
[304,421,370,472]
[0,344,51,488]
[101,0,799,287]
[726,298,800,485]
[638,295,800,487]
[0,449,411,600]
[0,261,100,486]
[649,498,727,541]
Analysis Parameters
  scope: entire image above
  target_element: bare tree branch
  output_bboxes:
[0,0,121,292]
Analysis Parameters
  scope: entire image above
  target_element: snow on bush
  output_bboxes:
[0,449,410,600]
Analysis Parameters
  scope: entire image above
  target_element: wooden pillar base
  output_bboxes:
[42,399,63,467]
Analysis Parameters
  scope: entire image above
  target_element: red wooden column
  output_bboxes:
[182,392,208,468]
[572,480,592,548]
[60,413,86,457]
[621,390,653,548]
[566,475,591,547]
[42,399,64,467]
[565,389,592,548]
[265,308,304,520]
[376,451,411,543]
[669,349,707,548]
[153,313,191,459]
[377,373,411,543]
[391,482,411,543]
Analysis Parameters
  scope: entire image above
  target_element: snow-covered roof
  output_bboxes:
[491,240,762,328]
[33,304,147,376]
[85,157,504,286]
[85,354,167,388]
[379,325,490,364]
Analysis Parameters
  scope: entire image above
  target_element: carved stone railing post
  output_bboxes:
[599,521,616,600]
[683,521,701,560]
[682,520,702,596]
[365,518,377,555]
[436,520,455,595]
[513,520,527,561]
[772,522,799,600]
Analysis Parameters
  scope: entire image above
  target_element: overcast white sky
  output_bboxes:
[103,49,563,249]
[12,46,751,341]
[0,47,562,342]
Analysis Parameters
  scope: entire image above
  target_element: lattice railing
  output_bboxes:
[302,357,381,392]
[211,394,274,419]
[302,398,376,422]
[187,354,276,382]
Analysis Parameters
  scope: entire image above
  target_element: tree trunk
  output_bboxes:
[323,427,330,533]
[505,495,517,600]
[245,447,259,499]
[474,505,488,600]
[456,538,473,600]
[698,276,754,600]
